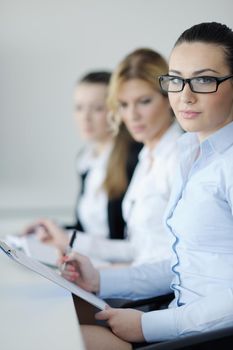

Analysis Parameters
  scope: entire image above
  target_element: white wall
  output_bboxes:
[1,0,232,221]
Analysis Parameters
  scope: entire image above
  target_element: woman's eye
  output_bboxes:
[94,105,105,112]
[119,102,127,109]
[194,76,215,84]
[75,105,82,112]
[140,98,152,104]
[170,78,182,85]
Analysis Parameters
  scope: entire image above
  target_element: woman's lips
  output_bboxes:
[180,110,200,119]
[130,125,145,133]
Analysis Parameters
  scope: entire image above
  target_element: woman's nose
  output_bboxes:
[127,105,140,120]
[180,83,197,104]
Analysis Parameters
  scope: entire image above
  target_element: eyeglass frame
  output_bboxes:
[158,74,233,94]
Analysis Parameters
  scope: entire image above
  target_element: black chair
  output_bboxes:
[138,325,233,349]
[105,293,174,312]
[122,293,174,311]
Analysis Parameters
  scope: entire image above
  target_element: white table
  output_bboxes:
[0,250,85,350]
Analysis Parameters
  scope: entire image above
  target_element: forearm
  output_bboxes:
[99,260,172,300]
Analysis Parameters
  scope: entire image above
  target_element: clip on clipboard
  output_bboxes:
[0,241,18,259]
[0,240,107,310]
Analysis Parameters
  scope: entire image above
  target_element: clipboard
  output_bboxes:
[0,240,108,310]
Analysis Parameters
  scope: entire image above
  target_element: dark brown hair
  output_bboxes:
[174,22,233,74]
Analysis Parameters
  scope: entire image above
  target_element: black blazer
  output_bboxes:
[65,141,142,240]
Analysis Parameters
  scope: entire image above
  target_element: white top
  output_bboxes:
[73,122,183,265]
[123,121,183,265]
[76,141,113,238]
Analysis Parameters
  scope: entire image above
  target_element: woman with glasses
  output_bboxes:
[62,22,233,349]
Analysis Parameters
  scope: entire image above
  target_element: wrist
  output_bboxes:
[93,270,100,293]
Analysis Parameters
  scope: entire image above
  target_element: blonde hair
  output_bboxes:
[103,48,168,199]
[103,123,136,199]
[107,48,168,129]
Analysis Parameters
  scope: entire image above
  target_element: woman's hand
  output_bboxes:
[61,252,100,293]
[23,219,69,251]
[95,307,145,342]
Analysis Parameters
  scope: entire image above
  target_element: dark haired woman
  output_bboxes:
[61,22,233,349]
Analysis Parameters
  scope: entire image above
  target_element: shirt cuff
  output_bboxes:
[142,307,178,342]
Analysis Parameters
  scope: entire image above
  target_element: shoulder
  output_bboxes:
[75,145,93,173]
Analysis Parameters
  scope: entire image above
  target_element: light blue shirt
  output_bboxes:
[99,121,233,342]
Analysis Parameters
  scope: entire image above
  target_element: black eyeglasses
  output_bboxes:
[159,74,233,93]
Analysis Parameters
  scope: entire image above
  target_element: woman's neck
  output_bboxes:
[145,118,173,150]
[92,136,113,156]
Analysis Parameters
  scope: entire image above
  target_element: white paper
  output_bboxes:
[4,234,59,267]
[0,241,108,310]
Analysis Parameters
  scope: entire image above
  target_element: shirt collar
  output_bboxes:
[178,120,233,156]
[207,120,233,153]
[77,141,113,173]
[177,121,233,178]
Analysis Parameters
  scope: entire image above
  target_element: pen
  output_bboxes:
[60,230,77,272]
[66,229,77,255]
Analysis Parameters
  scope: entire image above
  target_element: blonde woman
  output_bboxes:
[104,48,183,265]
[66,48,182,265]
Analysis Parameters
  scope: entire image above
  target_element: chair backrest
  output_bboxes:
[138,325,233,350]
